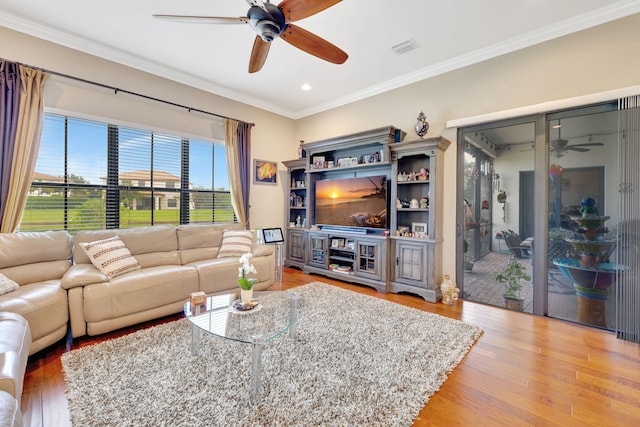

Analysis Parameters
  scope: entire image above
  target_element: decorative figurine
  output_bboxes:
[415,111,429,139]
[440,275,460,305]
[418,167,429,181]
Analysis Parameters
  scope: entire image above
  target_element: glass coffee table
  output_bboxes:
[184,290,301,404]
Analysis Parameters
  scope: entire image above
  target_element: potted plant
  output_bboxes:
[238,253,257,305]
[495,261,530,311]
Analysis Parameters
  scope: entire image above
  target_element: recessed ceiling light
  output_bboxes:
[301,84,311,91]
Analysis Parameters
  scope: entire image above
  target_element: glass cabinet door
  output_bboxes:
[309,234,327,267]
[356,240,382,280]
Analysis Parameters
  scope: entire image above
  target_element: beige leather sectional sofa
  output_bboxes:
[0,223,275,351]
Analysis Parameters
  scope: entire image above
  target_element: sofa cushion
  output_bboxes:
[0,274,19,295]
[217,230,253,258]
[82,265,199,323]
[0,230,72,284]
[0,311,31,402]
[79,236,141,278]
[73,225,180,268]
[0,281,69,353]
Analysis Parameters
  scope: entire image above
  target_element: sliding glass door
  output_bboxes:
[545,105,619,328]
[457,102,629,331]
[459,119,537,313]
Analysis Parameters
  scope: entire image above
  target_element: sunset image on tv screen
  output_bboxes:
[315,176,387,228]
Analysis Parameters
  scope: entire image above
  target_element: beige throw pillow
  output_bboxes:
[0,273,20,295]
[79,236,141,278]
[217,230,253,258]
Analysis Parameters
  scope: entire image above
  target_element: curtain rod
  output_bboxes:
[3,58,255,126]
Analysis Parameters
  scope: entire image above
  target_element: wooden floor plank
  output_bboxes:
[20,268,640,426]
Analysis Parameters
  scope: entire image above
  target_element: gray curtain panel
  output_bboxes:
[0,61,22,221]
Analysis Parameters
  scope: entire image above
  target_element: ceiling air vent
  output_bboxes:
[391,39,419,55]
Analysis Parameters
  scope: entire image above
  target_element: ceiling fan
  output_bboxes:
[153,0,348,73]
[550,120,604,158]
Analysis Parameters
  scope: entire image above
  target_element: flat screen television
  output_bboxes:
[315,175,388,229]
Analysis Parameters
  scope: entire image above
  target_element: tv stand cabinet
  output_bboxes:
[304,230,387,293]
[283,127,450,301]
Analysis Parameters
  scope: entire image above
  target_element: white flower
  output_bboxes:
[238,253,257,278]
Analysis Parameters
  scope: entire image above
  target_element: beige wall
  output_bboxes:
[3,13,640,281]
[295,13,640,279]
[0,25,297,231]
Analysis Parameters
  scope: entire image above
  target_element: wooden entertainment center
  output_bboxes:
[282,126,450,302]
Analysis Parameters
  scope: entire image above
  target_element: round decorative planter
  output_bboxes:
[504,296,524,311]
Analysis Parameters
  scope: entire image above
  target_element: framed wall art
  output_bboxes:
[254,159,278,185]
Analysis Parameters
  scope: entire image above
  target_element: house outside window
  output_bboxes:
[19,113,234,232]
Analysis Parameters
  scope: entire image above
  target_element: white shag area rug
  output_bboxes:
[62,282,483,426]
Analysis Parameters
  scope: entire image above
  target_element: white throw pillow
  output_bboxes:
[79,236,141,278]
[217,230,253,258]
[0,273,20,295]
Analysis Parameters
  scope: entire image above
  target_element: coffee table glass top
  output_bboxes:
[184,291,301,345]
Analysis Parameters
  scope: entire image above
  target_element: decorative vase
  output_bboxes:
[241,288,253,305]
[415,111,429,139]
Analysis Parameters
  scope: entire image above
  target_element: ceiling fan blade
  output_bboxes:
[567,143,604,148]
[280,24,348,64]
[278,0,341,23]
[153,14,248,24]
[565,147,590,152]
[249,36,271,73]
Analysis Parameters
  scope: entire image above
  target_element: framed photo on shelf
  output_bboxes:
[312,156,325,169]
[412,222,427,234]
[254,159,277,185]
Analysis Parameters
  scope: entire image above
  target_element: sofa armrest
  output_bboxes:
[61,264,108,289]
[252,244,274,257]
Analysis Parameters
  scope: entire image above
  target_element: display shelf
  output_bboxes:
[388,137,450,302]
[283,158,308,269]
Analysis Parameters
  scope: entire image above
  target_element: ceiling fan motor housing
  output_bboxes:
[248,4,286,42]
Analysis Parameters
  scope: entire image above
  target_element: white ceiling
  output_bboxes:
[1,0,639,119]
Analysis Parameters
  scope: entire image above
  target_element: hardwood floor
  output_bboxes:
[22,267,640,426]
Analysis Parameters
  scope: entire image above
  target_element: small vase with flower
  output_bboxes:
[238,253,257,305]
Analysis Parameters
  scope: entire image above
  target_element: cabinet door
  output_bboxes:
[394,240,428,287]
[308,233,328,268]
[287,230,305,262]
[355,239,383,281]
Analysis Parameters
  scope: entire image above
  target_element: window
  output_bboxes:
[19,113,234,232]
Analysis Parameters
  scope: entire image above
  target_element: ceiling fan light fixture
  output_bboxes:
[155,0,347,73]
[252,19,281,41]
